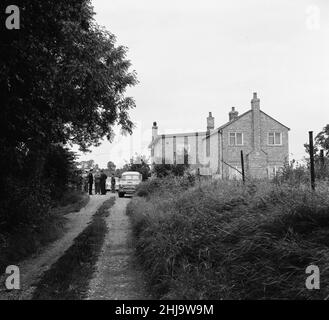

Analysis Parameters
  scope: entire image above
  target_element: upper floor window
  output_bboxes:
[268,132,282,145]
[229,132,243,146]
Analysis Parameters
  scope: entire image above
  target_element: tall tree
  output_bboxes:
[0,0,138,234]
[107,161,116,174]
[304,124,329,156]
[0,0,137,177]
[79,160,95,170]
[314,124,329,156]
[123,154,151,181]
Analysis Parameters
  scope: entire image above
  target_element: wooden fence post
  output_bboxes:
[309,131,315,191]
[240,150,245,184]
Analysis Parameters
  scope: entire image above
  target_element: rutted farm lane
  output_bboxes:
[87,196,150,300]
[0,194,113,300]
[0,194,149,300]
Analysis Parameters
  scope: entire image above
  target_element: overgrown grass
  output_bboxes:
[50,190,90,215]
[0,190,89,272]
[32,197,115,300]
[127,177,329,299]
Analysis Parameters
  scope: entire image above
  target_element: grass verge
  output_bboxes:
[0,191,90,273]
[128,177,329,299]
[50,191,90,216]
[32,197,115,300]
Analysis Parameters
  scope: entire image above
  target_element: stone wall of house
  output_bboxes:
[219,110,289,179]
[221,111,253,179]
[260,112,289,166]
[150,94,289,179]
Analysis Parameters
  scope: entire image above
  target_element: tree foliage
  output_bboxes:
[115,155,151,180]
[314,124,329,156]
[1,0,137,168]
[129,155,151,181]
[107,161,116,174]
[304,124,329,156]
[78,159,95,171]
[0,0,137,191]
[0,0,137,263]
[152,163,190,178]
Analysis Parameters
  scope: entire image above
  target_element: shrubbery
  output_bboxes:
[127,176,329,299]
[152,163,190,178]
[274,159,329,186]
[135,174,195,198]
[0,145,85,271]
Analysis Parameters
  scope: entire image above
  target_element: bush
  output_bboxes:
[0,176,67,271]
[135,174,195,198]
[275,159,329,186]
[152,163,190,178]
[128,179,329,299]
[0,144,87,271]
[274,160,309,186]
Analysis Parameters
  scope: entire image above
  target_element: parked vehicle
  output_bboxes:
[106,177,119,191]
[118,171,142,198]
[115,177,119,191]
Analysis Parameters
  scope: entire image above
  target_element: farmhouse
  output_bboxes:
[149,92,290,179]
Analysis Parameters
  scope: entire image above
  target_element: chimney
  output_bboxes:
[251,92,260,110]
[152,121,158,141]
[251,92,261,151]
[229,107,239,121]
[207,112,214,130]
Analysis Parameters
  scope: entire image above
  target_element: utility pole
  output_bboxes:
[309,131,315,191]
[240,150,245,184]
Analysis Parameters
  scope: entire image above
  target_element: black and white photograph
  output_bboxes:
[1,0,329,306]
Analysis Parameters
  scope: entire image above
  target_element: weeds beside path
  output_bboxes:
[128,176,329,300]
[32,196,115,299]
[0,194,113,300]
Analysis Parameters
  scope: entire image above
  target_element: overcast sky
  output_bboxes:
[76,0,329,168]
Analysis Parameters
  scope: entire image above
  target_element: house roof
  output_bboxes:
[149,108,290,146]
[148,131,207,148]
[201,109,290,140]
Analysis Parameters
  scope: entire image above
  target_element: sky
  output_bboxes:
[75,0,329,168]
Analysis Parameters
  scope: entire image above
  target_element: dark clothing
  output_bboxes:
[94,174,101,194]
[111,177,116,193]
[100,173,107,195]
[88,173,93,195]
[95,182,100,194]
[82,174,88,192]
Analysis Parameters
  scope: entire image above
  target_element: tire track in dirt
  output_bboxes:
[0,194,113,300]
[87,196,150,300]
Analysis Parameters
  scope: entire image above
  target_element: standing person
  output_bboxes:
[94,170,101,194]
[111,174,116,193]
[83,171,88,192]
[100,170,107,195]
[81,171,87,192]
[88,169,93,195]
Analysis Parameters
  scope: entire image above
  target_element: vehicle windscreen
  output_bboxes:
[121,175,140,181]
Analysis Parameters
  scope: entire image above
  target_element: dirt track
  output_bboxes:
[0,194,113,300]
[87,196,149,300]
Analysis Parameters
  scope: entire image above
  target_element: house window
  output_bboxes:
[268,132,282,145]
[229,132,243,146]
